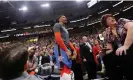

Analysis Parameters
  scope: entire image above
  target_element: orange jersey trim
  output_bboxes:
[55,32,68,52]
[69,42,76,51]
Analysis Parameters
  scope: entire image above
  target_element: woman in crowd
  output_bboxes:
[92,39,102,72]
[27,46,38,75]
[101,14,133,80]
[73,43,83,80]
[92,39,102,65]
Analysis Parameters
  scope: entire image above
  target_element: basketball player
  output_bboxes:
[53,15,77,80]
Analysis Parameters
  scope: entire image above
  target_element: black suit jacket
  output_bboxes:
[80,42,95,63]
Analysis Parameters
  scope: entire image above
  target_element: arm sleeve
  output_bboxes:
[53,23,68,52]
[69,42,76,51]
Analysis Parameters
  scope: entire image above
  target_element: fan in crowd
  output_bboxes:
[0,43,43,80]
[101,14,133,80]
[27,46,38,75]
[1,13,133,80]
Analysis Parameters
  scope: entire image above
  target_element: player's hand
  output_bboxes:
[66,51,72,59]
[58,56,63,61]
[72,50,77,60]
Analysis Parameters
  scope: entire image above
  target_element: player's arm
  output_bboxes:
[69,42,77,59]
[53,23,71,57]
[69,42,75,51]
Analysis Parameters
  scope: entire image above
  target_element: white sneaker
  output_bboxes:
[60,71,74,80]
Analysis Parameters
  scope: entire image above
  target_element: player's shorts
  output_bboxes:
[54,44,72,69]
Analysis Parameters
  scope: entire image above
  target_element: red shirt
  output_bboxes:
[92,45,101,64]
[75,47,82,64]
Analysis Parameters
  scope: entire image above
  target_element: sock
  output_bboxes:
[60,65,71,77]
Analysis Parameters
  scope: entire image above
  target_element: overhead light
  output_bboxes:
[70,17,87,23]
[76,0,83,2]
[3,0,8,2]
[34,24,50,28]
[16,34,24,37]
[82,18,87,20]
[88,15,92,17]
[67,28,73,30]
[113,13,119,16]
[23,27,31,30]
[70,21,76,23]
[41,3,50,7]
[34,25,41,28]
[87,21,100,26]
[1,28,16,32]
[44,24,50,26]
[85,17,89,19]
[0,36,9,39]
[19,6,28,11]
[97,0,101,1]
[123,5,133,12]
[98,9,109,14]
[79,26,84,28]
[87,0,98,8]
[76,19,81,22]
[113,0,123,7]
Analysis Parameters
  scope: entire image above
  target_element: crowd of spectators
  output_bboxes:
[0,25,106,80]
[0,28,105,62]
